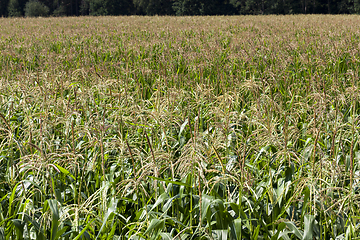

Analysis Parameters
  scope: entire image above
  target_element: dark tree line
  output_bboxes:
[1,0,360,17]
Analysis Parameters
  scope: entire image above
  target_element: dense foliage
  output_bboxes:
[2,0,360,16]
[1,15,360,239]
[24,0,49,16]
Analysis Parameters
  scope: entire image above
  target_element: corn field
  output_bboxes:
[1,15,360,239]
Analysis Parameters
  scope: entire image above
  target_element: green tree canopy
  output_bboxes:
[24,0,49,16]
[7,0,22,16]
[5,0,360,17]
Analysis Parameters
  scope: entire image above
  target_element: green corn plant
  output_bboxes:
[1,15,360,240]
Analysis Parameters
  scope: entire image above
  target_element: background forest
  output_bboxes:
[2,0,360,17]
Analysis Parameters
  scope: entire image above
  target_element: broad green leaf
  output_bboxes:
[11,219,24,240]
[54,164,76,180]
[22,213,45,240]
[95,197,118,240]
[301,187,310,218]
[284,221,303,239]
[229,203,239,217]
[144,218,164,235]
[160,232,172,240]
[201,195,214,225]
[8,182,21,216]
[150,192,169,212]
[162,194,180,212]
[0,227,4,240]
[73,220,94,240]
[213,230,228,240]
[48,199,60,240]
[229,219,241,240]
[278,230,292,240]
[54,226,68,240]
[178,119,188,139]
[302,215,314,240]
[106,221,117,240]
[252,225,260,240]
[345,222,355,240]
[275,178,285,206]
